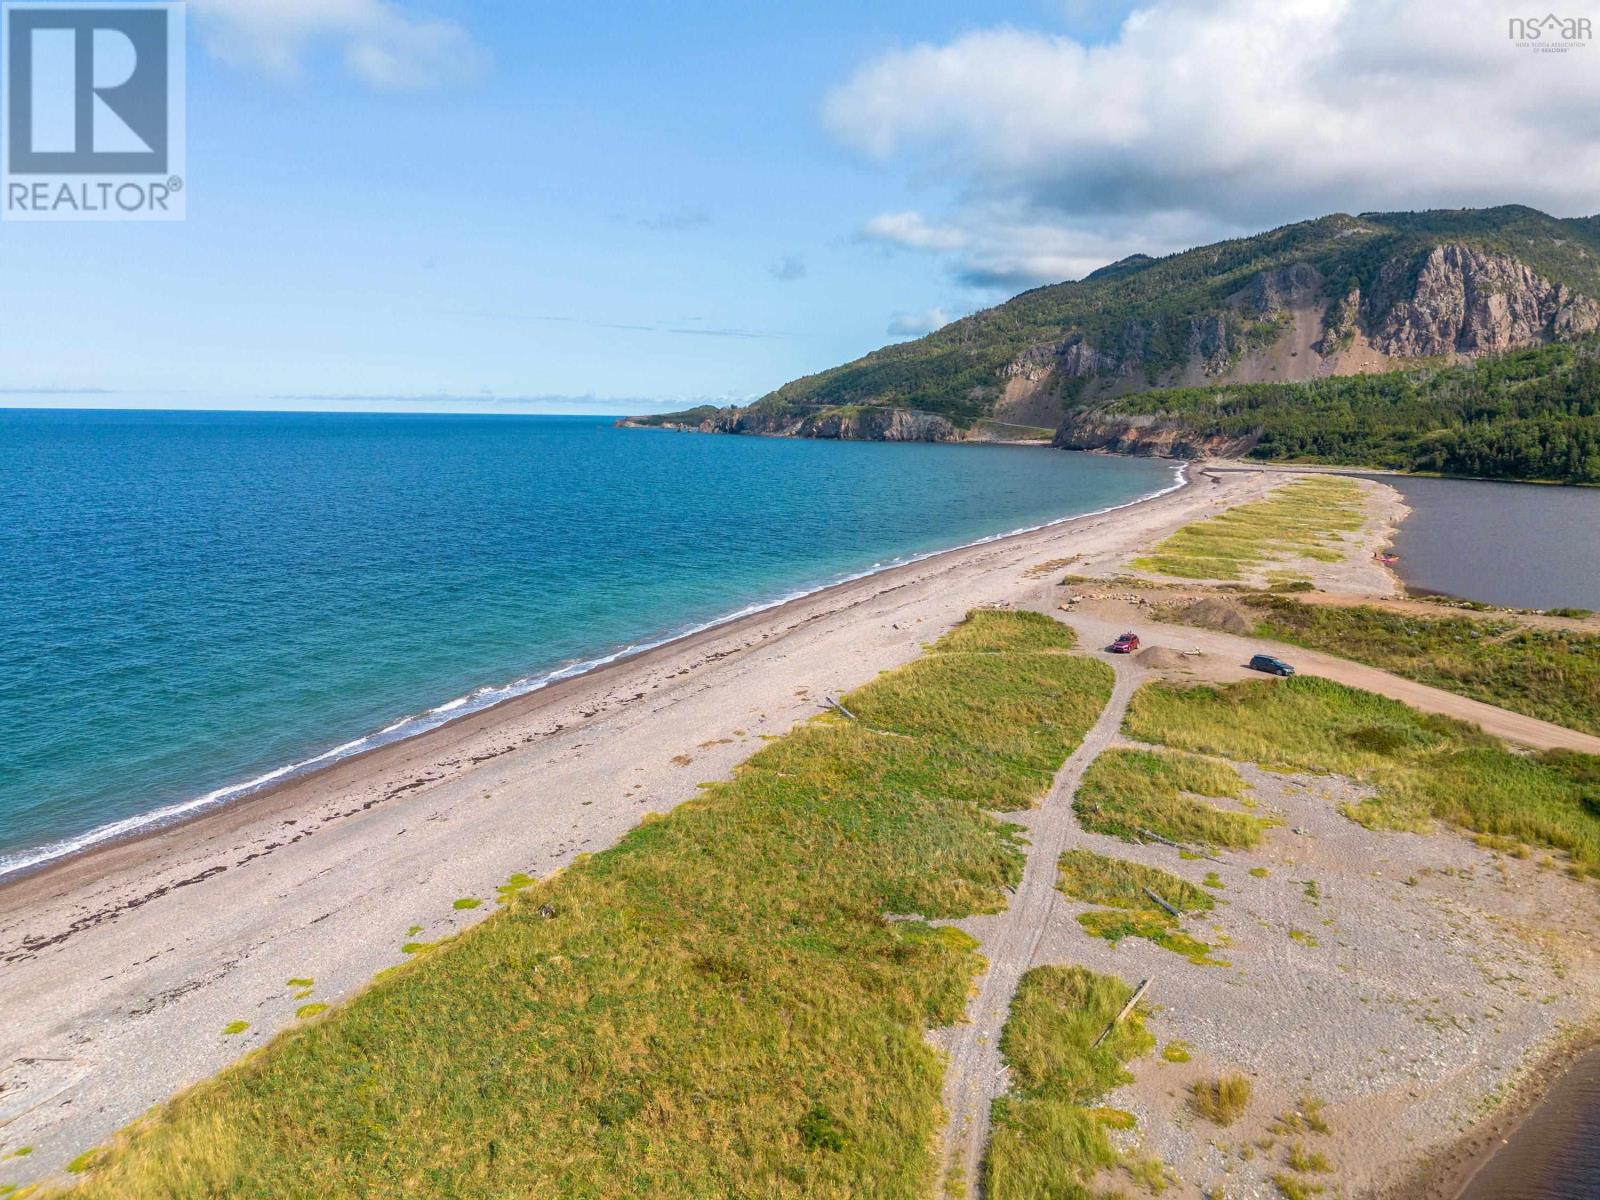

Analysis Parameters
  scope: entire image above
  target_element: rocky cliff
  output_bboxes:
[621,403,960,442]
[1052,413,1258,460]
[1340,244,1600,357]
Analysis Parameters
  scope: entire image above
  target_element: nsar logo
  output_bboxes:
[2,2,185,220]
[1507,12,1592,51]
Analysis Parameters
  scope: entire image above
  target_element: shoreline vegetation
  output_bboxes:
[36,611,1114,1197]
[984,965,1158,1198]
[1177,594,1600,738]
[1130,475,1368,581]
[1127,673,1600,878]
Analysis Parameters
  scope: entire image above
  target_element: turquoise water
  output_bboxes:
[0,409,1177,876]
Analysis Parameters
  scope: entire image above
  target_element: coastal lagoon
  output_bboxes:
[0,410,1176,875]
[1370,474,1600,610]
[1457,1047,1600,1200]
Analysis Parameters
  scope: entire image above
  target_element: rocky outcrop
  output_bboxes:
[621,403,960,442]
[1002,332,1118,383]
[1188,313,1235,376]
[1232,262,1323,317]
[1364,244,1600,357]
[795,407,960,441]
[1053,411,1258,459]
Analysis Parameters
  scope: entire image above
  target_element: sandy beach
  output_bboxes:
[0,462,1234,1182]
[3,463,1597,1197]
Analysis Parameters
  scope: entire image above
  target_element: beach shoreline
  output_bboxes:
[0,456,1238,1184]
[0,457,1188,894]
[5,461,1596,1197]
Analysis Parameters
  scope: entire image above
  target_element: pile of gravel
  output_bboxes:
[1135,645,1191,670]
[1176,598,1252,635]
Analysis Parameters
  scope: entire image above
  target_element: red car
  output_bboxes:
[1110,632,1140,654]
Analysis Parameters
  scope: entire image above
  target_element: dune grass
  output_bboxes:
[1238,595,1600,737]
[1190,1074,1252,1126]
[1057,850,1214,914]
[1127,675,1600,877]
[1077,909,1228,966]
[1132,477,1367,581]
[1074,747,1270,850]
[1058,850,1225,964]
[49,611,1112,1200]
[984,965,1155,1200]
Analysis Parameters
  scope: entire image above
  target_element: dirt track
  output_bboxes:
[1061,600,1600,756]
[931,661,1139,1194]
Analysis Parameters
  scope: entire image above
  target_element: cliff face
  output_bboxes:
[1052,413,1258,460]
[622,404,960,442]
[1353,244,1600,356]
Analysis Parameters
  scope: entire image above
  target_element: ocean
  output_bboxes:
[0,409,1178,877]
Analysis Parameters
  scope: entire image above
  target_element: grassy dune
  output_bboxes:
[1074,747,1270,849]
[1127,675,1600,877]
[1057,850,1225,965]
[1132,477,1367,581]
[1056,849,1214,914]
[985,966,1157,1199]
[55,611,1112,1200]
[1241,596,1600,737]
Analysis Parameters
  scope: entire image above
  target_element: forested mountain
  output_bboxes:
[624,206,1600,482]
[1060,340,1600,483]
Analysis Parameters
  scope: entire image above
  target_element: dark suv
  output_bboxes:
[1248,654,1295,677]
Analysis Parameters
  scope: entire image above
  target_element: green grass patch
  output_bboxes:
[1235,595,1600,737]
[284,978,313,989]
[1160,1042,1191,1064]
[1078,909,1228,966]
[66,1151,108,1175]
[984,965,1155,1200]
[1287,1143,1331,1173]
[452,898,483,910]
[1056,850,1214,914]
[1274,1173,1326,1199]
[1058,850,1225,964]
[1190,1074,1252,1125]
[53,611,1113,1200]
[1250,866,1271,878]
[1075,747,1270,849]
[295,1004,328,1020]
[219,1022,248,1037]
[494,873,535,902]
[1271,1096,1332,1137]
[1126,675,1600,876]
[1132,478,1367,581]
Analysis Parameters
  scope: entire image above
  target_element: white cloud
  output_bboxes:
[861,211,968,252]
[887,306,952,337]
[825,0,1600,288]
[193,0,485,88]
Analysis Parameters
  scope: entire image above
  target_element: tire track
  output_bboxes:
[935,655,1139,1197]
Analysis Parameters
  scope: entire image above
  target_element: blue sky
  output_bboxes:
[3,0,1596,412]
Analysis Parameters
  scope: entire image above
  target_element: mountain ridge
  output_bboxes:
[622,206,1600,482]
